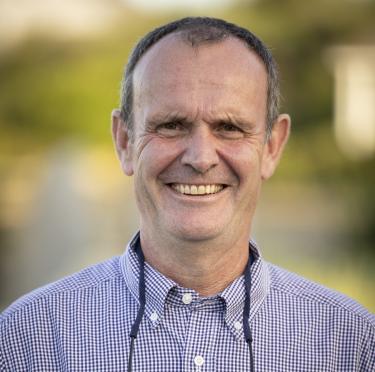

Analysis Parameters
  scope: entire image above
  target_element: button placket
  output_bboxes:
[184,301,222,372]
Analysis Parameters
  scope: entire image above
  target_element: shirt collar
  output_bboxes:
[221,239,270,339]
[120,233,270,337]
[120,232,176,327]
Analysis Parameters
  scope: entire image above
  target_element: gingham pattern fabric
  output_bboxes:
[1,234,374,371]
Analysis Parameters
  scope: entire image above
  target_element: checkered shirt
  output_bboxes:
[1,233,374,371]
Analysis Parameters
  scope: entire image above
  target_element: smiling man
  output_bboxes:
[111,28,290,297]
[1,17,374,372]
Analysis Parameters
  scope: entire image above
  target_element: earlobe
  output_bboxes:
[111,109,134,176]
[261,114,291,180]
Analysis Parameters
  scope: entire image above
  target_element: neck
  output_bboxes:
[139,230,250,296]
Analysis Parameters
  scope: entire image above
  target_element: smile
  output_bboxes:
[170,184,224,195]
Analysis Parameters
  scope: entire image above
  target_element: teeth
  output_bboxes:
[171,184,224,195]
[198,185,205,195]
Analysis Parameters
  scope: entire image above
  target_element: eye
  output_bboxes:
[217,122,244,139]
[221,123,240,131]
[156,121,186,137]
[161,122,178,130]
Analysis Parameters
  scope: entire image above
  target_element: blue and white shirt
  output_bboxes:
[1,234,374,371]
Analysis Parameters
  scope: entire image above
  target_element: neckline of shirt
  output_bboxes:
[119,232,270,339]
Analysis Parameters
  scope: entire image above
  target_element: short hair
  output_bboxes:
[120,17,280,137]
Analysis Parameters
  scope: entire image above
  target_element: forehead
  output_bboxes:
[132,33,268,121]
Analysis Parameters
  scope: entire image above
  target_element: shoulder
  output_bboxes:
[0,255,137,370]
[1,256,124,322]
[267,262,375,327]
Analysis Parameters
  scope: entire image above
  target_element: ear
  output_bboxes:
[261,114,291,180]
[111,109,134,176]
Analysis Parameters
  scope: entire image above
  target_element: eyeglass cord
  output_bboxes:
[127,241,255,372]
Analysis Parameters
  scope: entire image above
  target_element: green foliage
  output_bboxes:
[0,38,123,147]
[0,1,374,252]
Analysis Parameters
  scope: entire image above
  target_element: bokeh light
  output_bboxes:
[1,0,374,311]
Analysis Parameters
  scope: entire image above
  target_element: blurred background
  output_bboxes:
[0,0,374,311]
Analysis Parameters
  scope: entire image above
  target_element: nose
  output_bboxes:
[181,125,219,173]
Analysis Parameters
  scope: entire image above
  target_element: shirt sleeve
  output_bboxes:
[359,323,375,372]
[0,316,7,372]
[0,342,6,372]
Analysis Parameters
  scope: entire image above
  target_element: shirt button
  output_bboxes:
[182,293,193,305]
[234,321,242,330]
[150,311,158,322]
[194,355,204,366]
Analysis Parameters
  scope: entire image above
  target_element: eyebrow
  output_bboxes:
[145,112,193,128]
[145,111,255,131]
[216,112,256,132]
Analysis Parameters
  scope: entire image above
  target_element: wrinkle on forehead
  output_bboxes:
[132,34,268,128]
[145,109,256,130]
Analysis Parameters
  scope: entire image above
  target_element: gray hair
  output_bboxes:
[120,17,280,137]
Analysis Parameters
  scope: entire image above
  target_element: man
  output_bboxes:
[1,17,374,371]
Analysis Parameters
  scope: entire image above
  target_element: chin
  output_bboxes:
[169,222,224,243]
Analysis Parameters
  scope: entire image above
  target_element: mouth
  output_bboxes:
[169,183,226,195]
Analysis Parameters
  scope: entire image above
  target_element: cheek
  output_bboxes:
[220,141,263,183]
[135,137,183,178]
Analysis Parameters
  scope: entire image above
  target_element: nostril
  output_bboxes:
[181,135,220,173]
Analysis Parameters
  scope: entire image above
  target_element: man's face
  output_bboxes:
[113,34,289,244]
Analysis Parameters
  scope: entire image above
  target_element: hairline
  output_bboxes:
[120,19,279,140]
